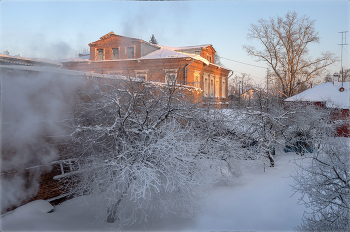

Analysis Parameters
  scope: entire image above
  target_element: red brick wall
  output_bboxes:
[332,109,350,137]
[199,46,216,63]
[62,58,230,102]
[1,164,65,214]
[90,35,141,61]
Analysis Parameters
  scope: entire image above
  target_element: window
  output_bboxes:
[204,73,209,96]
[166,73,177,84]
[112,48,119,60]
[194,71,201,88]
[210,74,214,97]
[215,76,220,97]
[127,47,134,59]
[222,77,226,98]
[52,158,81,180]
[164,69,177,84]
[195,51,201,55]
[135,70,148,80]
[97,49,104,60]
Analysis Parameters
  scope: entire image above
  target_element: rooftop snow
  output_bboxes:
[139,45,212,65]
[284,82,350,109]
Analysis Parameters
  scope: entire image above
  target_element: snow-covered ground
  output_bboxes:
[1,152,308,231]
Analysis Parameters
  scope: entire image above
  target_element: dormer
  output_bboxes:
[175,45,216,63]
[89,32,159,61]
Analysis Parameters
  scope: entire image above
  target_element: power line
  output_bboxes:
[218,56,267,69]
[230,69,266,80]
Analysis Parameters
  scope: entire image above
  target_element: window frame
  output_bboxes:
[52,158,81,180]
[194,71,201,89]
[164,69,178,85]
[96,49,104,60]
[215,76,220,98]
[210,74,215,97]
[203,73,209,96]
[135,70,148,80]
[222,77,226,98]
[126,46,135,59]
[112,48,120,60]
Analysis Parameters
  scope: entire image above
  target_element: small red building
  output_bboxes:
[284,78,350,137]
[61,32,231,103]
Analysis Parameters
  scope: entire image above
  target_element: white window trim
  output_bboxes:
[194,71,201,89]
[164,69,178,84]
[215,75,220,98]
[135,70,148,80]
[203,73,209,96]
[125,46,136,59]
[52,158,81,180]
[210,74,215,97]
[222,77,226,98]
[106,70,122,75]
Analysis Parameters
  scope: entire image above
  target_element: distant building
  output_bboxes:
[284,74,349,137]
[0,54,61,68]
[61,31,231,103]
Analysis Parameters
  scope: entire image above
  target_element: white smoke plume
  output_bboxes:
[1,67,83,212]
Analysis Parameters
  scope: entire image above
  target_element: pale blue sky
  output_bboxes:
[1,0,349,84]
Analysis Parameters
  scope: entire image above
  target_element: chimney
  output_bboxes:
[333,73,339,85]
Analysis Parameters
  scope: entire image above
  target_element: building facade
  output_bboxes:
[62,32,231,103]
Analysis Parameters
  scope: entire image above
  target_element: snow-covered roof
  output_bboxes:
[0,54,62,68]
[174,44,212,51]
[139,44,226,69]
[284,82,350,109]
[0,64,129,80]
[58,56,90,63]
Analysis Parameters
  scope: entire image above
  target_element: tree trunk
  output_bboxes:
[106,198,122,223]
[267,151,274,167]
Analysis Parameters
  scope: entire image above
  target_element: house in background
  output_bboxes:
[0,54,61,68]
[284,74,350,137]
[61,32,231,103]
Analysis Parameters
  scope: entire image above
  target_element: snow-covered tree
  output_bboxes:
[62,76,252,228]
[292,139,349,231]
[243,11,338,98]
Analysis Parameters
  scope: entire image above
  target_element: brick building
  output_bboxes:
[61,32,231,103]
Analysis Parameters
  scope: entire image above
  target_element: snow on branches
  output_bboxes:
[292,139,349,231]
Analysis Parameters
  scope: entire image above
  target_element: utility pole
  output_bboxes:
[338,31,348,85]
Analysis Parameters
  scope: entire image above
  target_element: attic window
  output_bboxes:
[127,47,134,59]
[112,48,119,60]
[97,49,104,60]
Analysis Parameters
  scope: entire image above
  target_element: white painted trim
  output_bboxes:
[203,72,209,96]
[210,74,215,97]
[222,77,227,98]
[134,69,149,73]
